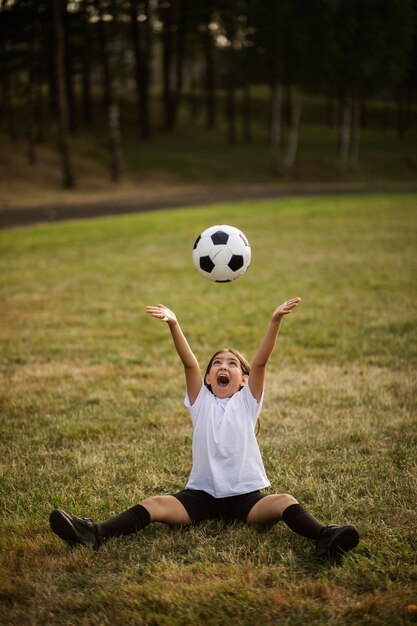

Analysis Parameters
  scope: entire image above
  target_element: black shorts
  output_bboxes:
[172,488,267,522]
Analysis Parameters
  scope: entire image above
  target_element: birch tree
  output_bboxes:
[333,0,415,172]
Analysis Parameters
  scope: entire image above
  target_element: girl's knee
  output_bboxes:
[280,494,298,507]
[140,495,191,525]
[271,494,298,518]
[140,496,167,520]
[247,493,298,524]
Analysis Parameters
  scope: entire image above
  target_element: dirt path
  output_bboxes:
[1,183,416,229]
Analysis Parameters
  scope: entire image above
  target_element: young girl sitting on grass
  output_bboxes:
[50,297,359,559]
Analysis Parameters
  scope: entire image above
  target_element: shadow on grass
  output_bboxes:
[78,518,355,579]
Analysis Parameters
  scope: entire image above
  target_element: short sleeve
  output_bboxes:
[184,379,205,408]
[233,384,264,425]
[184,380,207,424]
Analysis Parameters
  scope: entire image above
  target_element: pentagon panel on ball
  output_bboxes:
[192,224,251,282]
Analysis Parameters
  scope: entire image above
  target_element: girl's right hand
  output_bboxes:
[145,304,177,325]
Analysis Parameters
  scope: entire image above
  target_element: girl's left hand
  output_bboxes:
[272,297,301,321]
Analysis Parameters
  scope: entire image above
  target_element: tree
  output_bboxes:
[247,0,292,173]
[200,0,216,129]
[332,0,415,172]
[79,0,94,125]
[217,0,250,145]
[130,0,152,139]
[396,0,417,137]
[50,0,75,188]
[0,0,415,185]
[0,0,19,142]
[94,0,124,181]
[158,0,189,131]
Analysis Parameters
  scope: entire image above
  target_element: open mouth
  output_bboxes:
[217,374,230,388]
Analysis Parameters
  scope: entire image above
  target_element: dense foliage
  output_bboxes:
[1,0,416,185]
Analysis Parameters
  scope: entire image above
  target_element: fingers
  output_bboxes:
[274,297,301,317]
[283,297,301,310]
[145,304,174,323]
[145,305,167,319]
[281,298,301,309]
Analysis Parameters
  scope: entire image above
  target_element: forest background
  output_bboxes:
[0,0,416,214]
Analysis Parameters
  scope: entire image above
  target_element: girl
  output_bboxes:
[50,298,359,559]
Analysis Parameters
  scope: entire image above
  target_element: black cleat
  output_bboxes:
[50,509,100,549]
[315,524,359,558]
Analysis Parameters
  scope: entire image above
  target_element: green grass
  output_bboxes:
[1,194,416,625]
[122,123,417,184]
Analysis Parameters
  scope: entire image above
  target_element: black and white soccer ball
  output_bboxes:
[192,224,251,282]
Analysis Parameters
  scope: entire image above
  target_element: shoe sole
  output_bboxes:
[50,509,79,547]
[328,525,360,556]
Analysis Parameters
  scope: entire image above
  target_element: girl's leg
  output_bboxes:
[247,493,327,539]
[96,495,191,539]
[247,494,327,539]
[50,496,191,549]
[246,494,299,525]
[247,494,359,557]
[141,495,192,525]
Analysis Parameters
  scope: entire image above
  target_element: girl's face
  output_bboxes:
[205,350,248,399]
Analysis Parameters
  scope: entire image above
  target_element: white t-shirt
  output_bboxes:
[184,383,271,498]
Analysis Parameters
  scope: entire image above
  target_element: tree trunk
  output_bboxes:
[130,0,151,139]
[142,0,152,136]
[26,67,36,165]
[26,6,37,164]
[65,42,77,133]
[81,55,93,125]
[0,32,17,141]
[396,90,407,139]
[46,33,58,119]
[339,96,352,173]
[95,0,123,181]
[360,94,367,129]
[241,84,252,144]
[51,0,75,188]
[62,3,77,133]
[187,72,199,121]
[349,94,360,169]
[35,82,45,144]
[270,77,283,175]
[160,0,174,130]
[202,6,215,130]
[226,78,237,145]
[81,0,93,125]
[326,93,337,128]
[283,86,302,170]
[2,66,17,142]
[167,0,188,131]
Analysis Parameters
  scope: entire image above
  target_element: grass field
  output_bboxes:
[1,193,416,625]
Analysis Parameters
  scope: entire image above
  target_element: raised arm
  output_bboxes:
[145,304,202,405]
[248,297,301,402]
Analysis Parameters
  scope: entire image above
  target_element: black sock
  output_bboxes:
[95,504,151,539]
[282,503,325,540]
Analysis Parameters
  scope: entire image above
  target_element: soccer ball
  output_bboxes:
[192,224,251,282]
